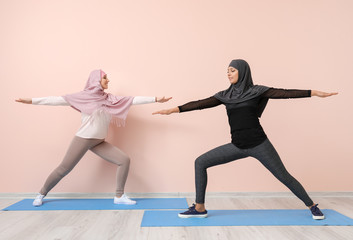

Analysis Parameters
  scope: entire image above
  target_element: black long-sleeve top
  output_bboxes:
[178,88,311,149]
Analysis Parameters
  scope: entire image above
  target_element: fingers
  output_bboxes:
[158,96,173,103]
[15,98,32,104]
[323,92,338,97]
[152,109,170,115]
[315,91,338,98]
[15,98,25,103]
[152,110,164,115]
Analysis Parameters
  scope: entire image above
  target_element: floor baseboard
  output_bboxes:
[0,192,352,199]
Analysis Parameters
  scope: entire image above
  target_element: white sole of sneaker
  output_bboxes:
[114,202,136,205]
[312,215,325,220]
[178,213,208,218]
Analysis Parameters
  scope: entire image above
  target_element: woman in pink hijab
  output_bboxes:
[16,69,171,206]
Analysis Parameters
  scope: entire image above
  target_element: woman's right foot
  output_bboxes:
[114,194,136,205]
[32,193,45,207]
[310,204,325,220]
[178,203,208,218]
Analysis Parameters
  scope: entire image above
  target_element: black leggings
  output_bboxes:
[194,139,314,206]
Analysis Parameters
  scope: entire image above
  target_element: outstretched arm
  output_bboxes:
[261,88,338,99]
[16,96,69,106]
[153,96,222,115]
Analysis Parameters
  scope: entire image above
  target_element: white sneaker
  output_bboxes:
[33,193,45,207]
[114,194,136,205]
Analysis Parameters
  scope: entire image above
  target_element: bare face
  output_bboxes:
[100,74,110,89]
[227,67,239,84]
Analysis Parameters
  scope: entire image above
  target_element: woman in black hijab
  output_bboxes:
[153,59,337,219]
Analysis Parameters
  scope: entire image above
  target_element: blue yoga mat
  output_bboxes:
[2,198,188,211]
[141,209,353,227]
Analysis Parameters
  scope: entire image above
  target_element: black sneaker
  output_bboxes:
[178,203,208,218]
[310,204,325,220]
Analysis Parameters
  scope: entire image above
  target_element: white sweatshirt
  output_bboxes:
[32,96,155,139]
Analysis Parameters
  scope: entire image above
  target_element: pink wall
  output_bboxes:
[1,0,352,194]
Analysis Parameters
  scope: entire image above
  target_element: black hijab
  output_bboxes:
[214,59,270,117]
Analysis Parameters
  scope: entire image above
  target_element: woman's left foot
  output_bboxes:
[178,204,208,218]
[114,194,136,205]
[32,193,45,207]
[310,204,325,220]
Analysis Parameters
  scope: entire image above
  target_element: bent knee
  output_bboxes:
[119,155,131,166]
[195,156,207,168]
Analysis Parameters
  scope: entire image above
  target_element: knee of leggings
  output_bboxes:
[194,156,206,169]
[121,155,131,166]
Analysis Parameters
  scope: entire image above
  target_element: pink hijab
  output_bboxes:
[63,69,134,126]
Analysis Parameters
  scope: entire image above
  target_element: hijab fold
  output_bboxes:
[214,59,270,117]
[63,69,134,126]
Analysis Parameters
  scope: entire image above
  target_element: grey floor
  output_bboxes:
[0,196,353,240]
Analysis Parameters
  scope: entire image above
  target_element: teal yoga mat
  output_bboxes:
[2,198,188,211]
[141,209,353,227]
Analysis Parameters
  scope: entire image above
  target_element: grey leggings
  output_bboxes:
[195,139,314,206]
[40,136,130,196]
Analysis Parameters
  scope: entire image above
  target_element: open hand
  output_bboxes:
[15,98,32,104]
[311,90,338,98]
[156,96,172,103]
